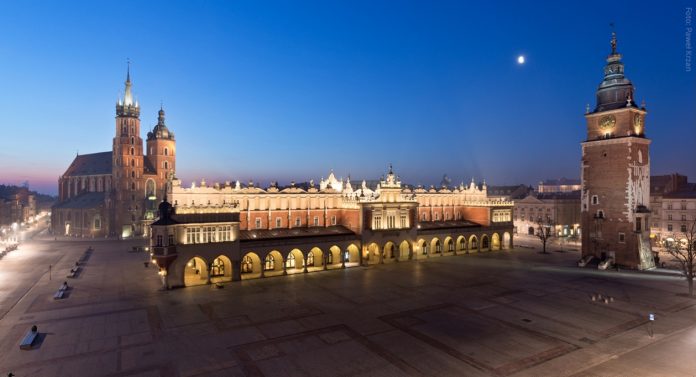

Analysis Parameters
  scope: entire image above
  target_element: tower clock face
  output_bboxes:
[633,113,643,131]
[599,115,616,130]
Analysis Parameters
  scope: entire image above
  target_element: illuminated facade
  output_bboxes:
[151,166,514,288]
[51,68,176,238]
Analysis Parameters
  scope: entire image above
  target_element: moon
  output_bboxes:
[517,55,525,64]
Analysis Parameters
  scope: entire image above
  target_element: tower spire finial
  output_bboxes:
[610,23,617,54]
[126,58,131,83]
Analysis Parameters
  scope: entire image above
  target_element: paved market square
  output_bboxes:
[1,233,695,376]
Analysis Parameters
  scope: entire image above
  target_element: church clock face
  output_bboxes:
[599,115,616,131]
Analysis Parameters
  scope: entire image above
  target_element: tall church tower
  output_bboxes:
[112,65,145,237]
[146,106,176,202]
[580,32,654,269]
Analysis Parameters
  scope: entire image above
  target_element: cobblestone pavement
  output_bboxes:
[1,233,695,376]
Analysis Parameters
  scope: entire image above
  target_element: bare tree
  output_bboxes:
[536,215,555,254]
[664,218,696,296]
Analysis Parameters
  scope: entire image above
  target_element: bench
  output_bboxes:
[53,282,69,300]
[67,266,80,278]
[19,326,39,350]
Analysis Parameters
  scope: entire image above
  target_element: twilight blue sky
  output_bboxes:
[1,1,694,195]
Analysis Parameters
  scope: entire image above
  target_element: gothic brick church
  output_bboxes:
[51,68,176,238]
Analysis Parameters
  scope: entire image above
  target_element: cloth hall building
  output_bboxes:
[151,169,514,288]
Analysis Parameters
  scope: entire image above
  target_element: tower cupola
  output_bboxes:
[594,32,636,113]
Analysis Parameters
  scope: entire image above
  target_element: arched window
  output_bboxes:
[131,171,135,178]
[164,161,168,170]
[146,180,155,197]
[130,159,135,167]
[164,147,168,156]
[241,256,253,273]
[592,195,599,205]
[264,255,275,271]
[130,147,134,155]
[307,251,314,266]
[448,241,454,251]
[286,253,295,268]
[435,241,441,253]
[130,137,134,145]
[131,182,135,190]
[122,125,127,134]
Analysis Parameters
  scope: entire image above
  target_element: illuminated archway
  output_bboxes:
[241,252,262,279]
[456,235,467,253]
[417,239,428,258]
[345,244,360,266]
[503,232,512,249]
[491,233,501,251]
[367,243,380,265]
[210,255,233,283]
[469,235,478,252]
[399,240,411,261]
[265,250,284,273]
[184,256,209,286]
[286,249,304,273]
[329,245,342,267]
[383,241,396,262]
[307,247,324,269]
[444,236,454,253]
[430,238,442,254]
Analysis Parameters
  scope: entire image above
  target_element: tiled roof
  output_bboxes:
[63,152,112,177]
[52,192,105,209]
[417,220,481,231]
[239,225,356,241]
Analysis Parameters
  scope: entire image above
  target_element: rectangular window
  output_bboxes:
[168,234,174,245]
[682,203,687,210]
[276,217,282,228]
[400,215,407,228]
[618,233,625,243]
[682,215,687,221]
[682,225,688,232]
[668,224,673,231]
[668,214,673,220]
[295,217,301,227]
[374,216,382,229]
[255,218,262,229]
[313,216,319,226]
[156,235,163,246]
[331,216,337,226]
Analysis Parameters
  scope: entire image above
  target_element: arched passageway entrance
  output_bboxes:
[286,249,305,274]
[503,232,512,249]
[398,240,410,261]
[366,243,380,265]
[481,235,490,251]
[345,244,360,266]
[491,233,501,251]
[328,245,342,268]
[469,235,478,252]
[307,247,324,270]
[241,252,262,280]
[457,236,467,253]
[184,256,209,286]
[383,242,396,262]
[430,238,442,255]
